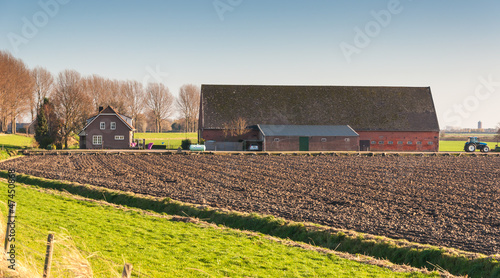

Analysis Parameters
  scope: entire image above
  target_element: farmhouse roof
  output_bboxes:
[200,85,440,132]
[79,105,134,135]
[258,125,359,137]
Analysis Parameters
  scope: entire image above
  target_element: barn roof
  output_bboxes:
[200,85,440,132]
[258,125,359,137]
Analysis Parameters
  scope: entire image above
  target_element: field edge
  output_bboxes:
[1,170,499,278]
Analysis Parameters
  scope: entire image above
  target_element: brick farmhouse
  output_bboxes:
[79,106,134,149]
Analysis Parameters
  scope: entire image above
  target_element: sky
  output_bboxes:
[1,0,499,129]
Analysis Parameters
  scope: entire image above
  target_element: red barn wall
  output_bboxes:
[357,131,439,152]
[202,129,440,152]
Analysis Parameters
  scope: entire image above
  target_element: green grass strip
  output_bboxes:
[0,182,435,277]
[1,170,498,277]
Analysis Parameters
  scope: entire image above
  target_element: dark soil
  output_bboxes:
[2,154,499,255]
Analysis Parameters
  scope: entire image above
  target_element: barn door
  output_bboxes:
[299,137,309,151]
[359,140,370,151]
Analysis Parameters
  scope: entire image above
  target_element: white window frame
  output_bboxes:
[273,138,280,142]
[93,135,102,145]
[110,122,116,130]
[100,122,105,130]
[114,135,124,140]
[321,138,327,142]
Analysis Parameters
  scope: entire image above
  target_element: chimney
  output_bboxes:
[99,106,104,113]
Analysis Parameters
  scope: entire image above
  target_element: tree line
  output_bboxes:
[0,50,200,148]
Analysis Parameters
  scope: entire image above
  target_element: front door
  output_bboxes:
[299,137,309,151]
[360,140,370,151]
[79,136,86,149]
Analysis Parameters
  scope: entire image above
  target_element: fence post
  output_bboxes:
[4,201,16,253]
[122,263,133,278]
[43,233,54,278]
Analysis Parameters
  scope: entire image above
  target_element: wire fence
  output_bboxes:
[3,213,153,278]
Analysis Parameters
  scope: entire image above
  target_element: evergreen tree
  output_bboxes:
[34,100,52,148]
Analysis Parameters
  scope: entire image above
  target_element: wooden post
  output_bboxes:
[4,201,16,253]
[122,263,133,278]
[43,234,54,278]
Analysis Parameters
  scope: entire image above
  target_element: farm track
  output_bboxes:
[2,154,500,255]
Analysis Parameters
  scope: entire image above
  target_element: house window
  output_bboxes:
[378,141,384,145]
[92,135,102,145]
[100,122,105,130]
[428,141,434,145]
[407,141,413,145]
[115,135,124,140]
[344,138,349,142]
[397,141,403,145]
[416,141,422,145]
[111,122,116,130]
[321,138,327,142]
[273,138,280,142]
[388,141,393,145]
[371,141,376,145]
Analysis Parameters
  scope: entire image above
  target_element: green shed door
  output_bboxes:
[299,137,309,151]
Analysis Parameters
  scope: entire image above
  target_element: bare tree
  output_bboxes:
[83,74,108,112]
[107,79,127,113]
[53,69,92,148]
[0,51,33,133]
[31,66,54,121]
[176,84,200,133]
[222,117,248,139]
[122,80,144,126]
[145,83,174,132]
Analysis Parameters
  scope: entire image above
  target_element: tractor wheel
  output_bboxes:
[482,146,490,153]
[465,144,476,152]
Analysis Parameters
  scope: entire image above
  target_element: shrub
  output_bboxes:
[181,139,192,150]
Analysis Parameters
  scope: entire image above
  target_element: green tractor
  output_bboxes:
[464,137,490,153]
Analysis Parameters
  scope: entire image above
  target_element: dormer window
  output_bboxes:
[111,122,116,130]
[100,122,105,130]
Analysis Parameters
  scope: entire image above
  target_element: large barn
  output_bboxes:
[199,85,440,152]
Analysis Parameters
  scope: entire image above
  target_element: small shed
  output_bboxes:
[257,125,359,152]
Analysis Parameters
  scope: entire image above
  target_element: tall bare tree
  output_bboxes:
[0,51,33,133]
[53,69,92,148]
[176,84,200,133]
[31,66,54,121]
[145,83,174,132]
[122,80,144,125]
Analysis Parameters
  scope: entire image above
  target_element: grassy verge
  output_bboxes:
[134,132,198,149]
[134,132,197,139]
[0,182,435,278]
[0,134,34,149]
[0,170,497,277]
[439,141,499,152]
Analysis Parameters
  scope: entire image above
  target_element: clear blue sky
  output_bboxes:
[1,0,499,129]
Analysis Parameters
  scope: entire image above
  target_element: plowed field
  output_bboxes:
[2,154,499,254]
